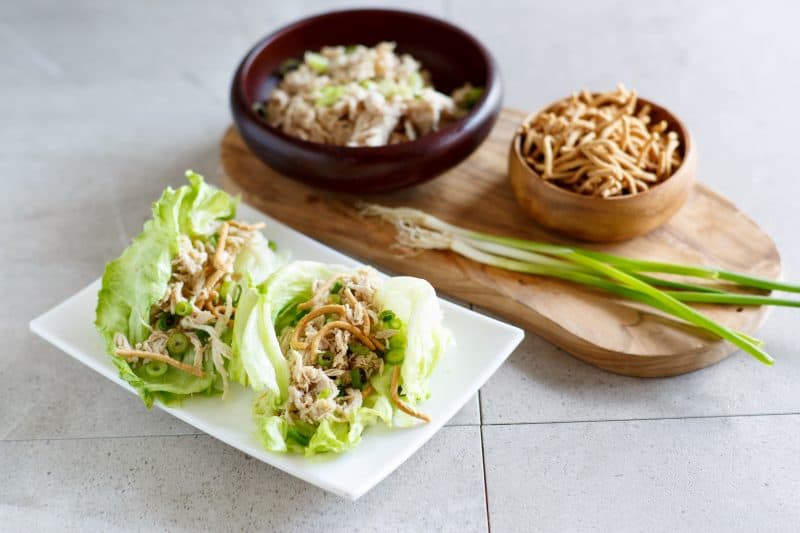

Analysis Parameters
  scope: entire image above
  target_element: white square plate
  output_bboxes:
[29,202,524,500]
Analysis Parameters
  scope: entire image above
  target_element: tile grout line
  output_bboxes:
[467,303,491,532]
[0,423,484,444]
[478,393,493,533]
[1,432,205,443]
[482,410,800,427]
[7,411,800,444]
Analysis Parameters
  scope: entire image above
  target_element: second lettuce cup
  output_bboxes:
[237,261,451,455]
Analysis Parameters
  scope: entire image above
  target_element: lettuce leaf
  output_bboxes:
[180,171,238,237]
[262,261,349,326]
[374,277,450,406]
[95,187,182,355]
[254,394,392,455]
[94,171,274,407]
[229,288,289,408]
[233,232,285,288]
[226,234,289,389]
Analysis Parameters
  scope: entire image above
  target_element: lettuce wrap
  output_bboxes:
[95,172,284,407]
[248,261,450,455]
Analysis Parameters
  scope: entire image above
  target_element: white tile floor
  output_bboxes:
[3,1,799,531]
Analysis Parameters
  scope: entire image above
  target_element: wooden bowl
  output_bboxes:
[508,98,697,242]
[230,9,503,194]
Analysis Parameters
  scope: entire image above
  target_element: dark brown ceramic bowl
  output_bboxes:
[230,9,502,193]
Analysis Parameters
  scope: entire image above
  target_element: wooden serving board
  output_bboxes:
[220,108,781,377]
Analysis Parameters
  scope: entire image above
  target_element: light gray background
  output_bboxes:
[3,1,799,531]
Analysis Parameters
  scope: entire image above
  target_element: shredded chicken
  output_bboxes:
[286,350,339,424]
[113,219,263,397]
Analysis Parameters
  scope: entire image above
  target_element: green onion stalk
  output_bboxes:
[361,205,800,365]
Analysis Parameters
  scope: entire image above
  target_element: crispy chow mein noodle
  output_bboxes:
[116,349,207,378]
[517,85,683,198]
[391,366,431,423]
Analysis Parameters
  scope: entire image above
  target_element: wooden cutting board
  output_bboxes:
[219,108,781,377]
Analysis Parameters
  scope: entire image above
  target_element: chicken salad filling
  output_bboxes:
[272,268,428,427]
[257,41,484,147]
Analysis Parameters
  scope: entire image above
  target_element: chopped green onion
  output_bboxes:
[388,318,403,330]
[304,51,329,73]
[330,281,343,294]
[314,84,346,107]
[278,58,301,77]
[166,332,189,358]
[274,301,307,334]
[359,79,377,90]
[175,300,192,316]
[144,361,168,377]
[329,294,342,305]
[408,72,425,93]
[221,327,233,345]
[463,86,485,109]
[268,240,278,252]
[317,351,334,368]
[350,368,364,389]
[387,333,407,350]
[195,329,210,343]
[155,314,173,331]
[318,388,331,399]
[385,349,405,365]
[219,280,233,301]
[218,280,241,305]
[349,342,371,356]
[289,309,309,328]
[376,79,399,98]
[208,233,219,248]
[286,427,310,447]
[379,310,396,323]
[376,79,415,99]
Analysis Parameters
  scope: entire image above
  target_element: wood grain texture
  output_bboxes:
[219,108,782,377]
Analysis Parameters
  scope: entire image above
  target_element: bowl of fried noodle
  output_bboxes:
[509,86,696,242]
